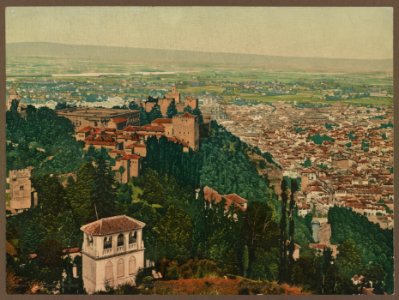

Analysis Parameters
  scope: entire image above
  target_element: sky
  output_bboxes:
[6,7,393,60]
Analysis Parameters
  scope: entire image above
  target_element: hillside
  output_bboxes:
[6,42,392,73]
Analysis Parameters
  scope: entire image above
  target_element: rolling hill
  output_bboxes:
[6,42,392,73]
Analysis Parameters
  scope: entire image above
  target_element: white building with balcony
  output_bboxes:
[80,215,146,294]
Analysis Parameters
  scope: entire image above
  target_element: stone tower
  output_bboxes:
[8,168,36,213]
[80,215,146,294]
[172,112,199,150]
[311,219,321,243]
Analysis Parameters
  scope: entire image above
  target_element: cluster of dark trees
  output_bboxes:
[129,97,203,126]
[6,102,84,176]
[6,105,392,295]
[143,122,312,281]
[328,206,393,294]
[6,150,118,293]
[309,134,335,145]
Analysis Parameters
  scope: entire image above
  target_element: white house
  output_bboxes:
[80,215,146,294]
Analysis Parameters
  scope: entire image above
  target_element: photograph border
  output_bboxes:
[0,1,397,299]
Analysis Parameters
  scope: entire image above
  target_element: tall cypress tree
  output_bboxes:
[166,100,178,118]
[92,155,117,219]
[279,178,288,283]
[149,104,163,123]
[68,162,97,225]
[287,178,298,281]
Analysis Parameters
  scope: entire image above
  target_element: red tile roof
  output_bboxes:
[123,125,140,132]
[203,186,247,211]
[77,126,93,133]
[133,143,146,148]
[152,118,173,124]
[81,215,145,236]
[112,117,128,123]
[139,125,165,132]
[62,247,81,255]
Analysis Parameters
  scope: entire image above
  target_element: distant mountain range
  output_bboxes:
[6,42,392,73]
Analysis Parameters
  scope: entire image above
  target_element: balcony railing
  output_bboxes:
[116,245,125,252]
[103,248,112,255]
[128,242,138,250]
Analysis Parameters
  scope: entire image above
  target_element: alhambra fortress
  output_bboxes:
[58,86,200,183]
[6,86,251,293]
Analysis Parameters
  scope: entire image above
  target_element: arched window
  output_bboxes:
[105,261,114,285]
[128,256,136,275]
[117,258,125,278]
[86,234,93,247]
[104,236,112,249]
[117,233,124,247]
[128,231,137,244]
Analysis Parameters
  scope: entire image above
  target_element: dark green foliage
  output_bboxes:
[287,179,298,277]
[145,136,201,188]
[6,105,84,175]
[361,139,369,152]
[183,106,193,113]
[309,134,335,145]
[348,131,357,141]
[166,100,178,118]
[91,156,117,218]
[294,127,304,133]
[302,158,311,168]
[176,259,222,279]
[149,104,163,123]
[139,107,149,125]
[328,206,393,294]
[67,157,117,224]
[199,122,278,208]
[67,163,97,224]
[324,123,336,130]
[278,178,288,283]
[36,239,64,284]
[192,107,204,125]
[380,122,393,129]
[242,245,249,277]
[245,201,279,280]
[128,101,140,110]
[143,121,280,279]
[55,102,67,110]
[154,205,193,263]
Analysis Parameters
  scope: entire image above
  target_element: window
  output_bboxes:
[19,186,24,191]
[117,233,124,247]
[104,236,112,249]
[86,234,93,247]
[117,258,125,278]
[105,261,114,285]
[129,231,137,244]
[128,256,136,275]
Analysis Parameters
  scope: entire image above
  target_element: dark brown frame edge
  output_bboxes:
[0,0,397,300]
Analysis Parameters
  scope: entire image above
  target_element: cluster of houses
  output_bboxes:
[221,102,394,229]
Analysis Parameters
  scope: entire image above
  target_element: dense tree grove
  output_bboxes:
[6,150,117,293]
[328,206,393,294]
[6,107,392,295]
[141,122,283,280]
[6,104,84,176]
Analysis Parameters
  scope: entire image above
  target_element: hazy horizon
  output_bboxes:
[6,41,393,61]
[6,7,393,60]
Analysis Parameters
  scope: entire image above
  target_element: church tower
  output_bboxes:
[80,215,146,294]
